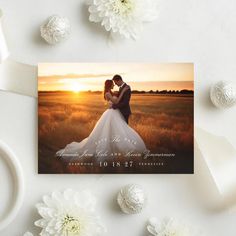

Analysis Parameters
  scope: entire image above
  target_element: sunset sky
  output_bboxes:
[38,63,194,92]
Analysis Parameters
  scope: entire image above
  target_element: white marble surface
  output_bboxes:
[0,0,236,235]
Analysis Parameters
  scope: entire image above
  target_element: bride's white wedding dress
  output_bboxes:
[56,97,147,160]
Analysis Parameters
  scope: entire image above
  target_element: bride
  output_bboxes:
[56,79,147,160]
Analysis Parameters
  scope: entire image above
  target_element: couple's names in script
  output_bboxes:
[57,135,175,159]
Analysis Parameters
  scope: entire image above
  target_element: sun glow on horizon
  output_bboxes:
[66,81,88,93]
[71,83,80,93]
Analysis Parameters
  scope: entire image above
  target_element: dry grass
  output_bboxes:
[38,92,193,173]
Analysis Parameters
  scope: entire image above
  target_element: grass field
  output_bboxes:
[38,92,193,173]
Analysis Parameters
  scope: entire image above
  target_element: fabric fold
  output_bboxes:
[0,9,9,62]
[0,8,37,97]
[195,127,236,202]
[0,59,37,97]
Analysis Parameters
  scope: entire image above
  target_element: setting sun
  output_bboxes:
[72,84,80,93]
[70,82,85,93]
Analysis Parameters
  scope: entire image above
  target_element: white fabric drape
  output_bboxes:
[195,127,236,203]
[0,9,37,97]
[0,9,9,62]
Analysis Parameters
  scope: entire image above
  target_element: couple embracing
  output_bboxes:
[56,75,147,159]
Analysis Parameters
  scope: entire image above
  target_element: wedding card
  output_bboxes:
[38,63,194,174]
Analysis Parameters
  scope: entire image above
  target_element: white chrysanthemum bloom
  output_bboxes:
[86,0,158,40]
[147,218,203,236]
[35,189,106,236]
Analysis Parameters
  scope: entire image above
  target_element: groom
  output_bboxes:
[112,74,131,124]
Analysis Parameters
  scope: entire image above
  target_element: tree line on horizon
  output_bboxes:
[131,89,193,94]
[39,89,194,94]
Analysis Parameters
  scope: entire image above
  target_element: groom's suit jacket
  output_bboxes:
[112,83,131,118]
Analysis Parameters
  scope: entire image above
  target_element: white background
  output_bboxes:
[0,0,236,235]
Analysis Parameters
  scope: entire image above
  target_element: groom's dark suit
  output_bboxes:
[112,83,131,124]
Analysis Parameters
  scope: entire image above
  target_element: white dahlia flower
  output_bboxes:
[147,218,204,236]
[86,0,158,40]
[34,189,106,236]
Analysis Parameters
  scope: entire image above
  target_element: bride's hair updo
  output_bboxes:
[104,80,113,100]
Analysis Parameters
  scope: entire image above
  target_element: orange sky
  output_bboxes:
[38,63,194,92]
